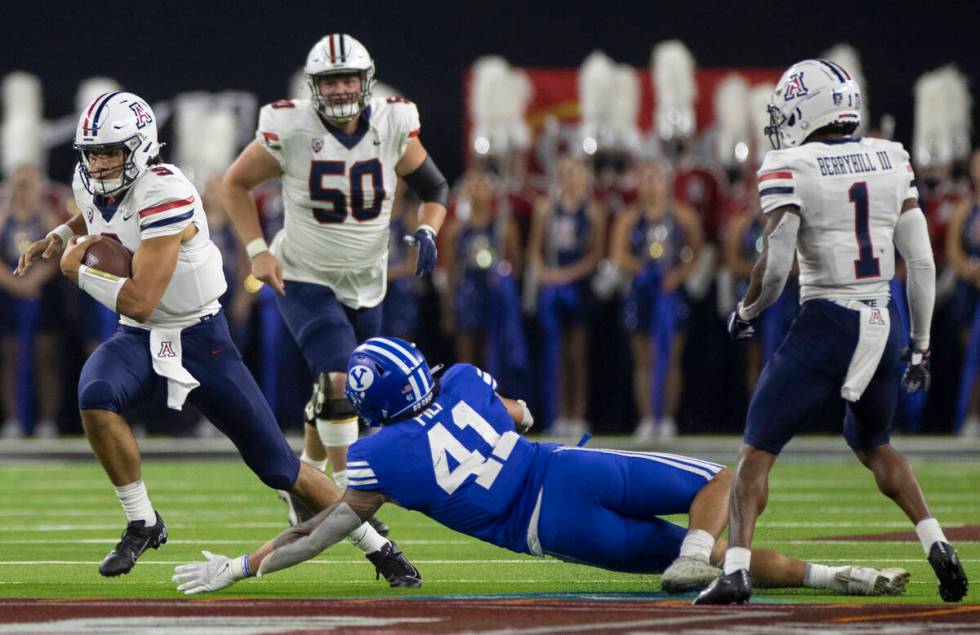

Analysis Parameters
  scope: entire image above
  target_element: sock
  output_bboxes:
[915,517,947,555]
[114,480,155,526]
[347,522,388,554]
[332,469,348,490]
[803,563,850,590]
[300,451,327,472]
[723,547,751,575]
[679,529,715,563]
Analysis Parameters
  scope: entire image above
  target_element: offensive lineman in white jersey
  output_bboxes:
[694,60,968,605]
[221,34,447,537]
[14,92,421,587]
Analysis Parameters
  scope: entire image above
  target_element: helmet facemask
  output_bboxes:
[308,70,374,124]
[75,134,144,197]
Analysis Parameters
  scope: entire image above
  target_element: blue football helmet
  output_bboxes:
[345,337,435,426]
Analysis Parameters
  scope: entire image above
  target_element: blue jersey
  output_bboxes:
[544,200,591,268]
[347,364,559,554]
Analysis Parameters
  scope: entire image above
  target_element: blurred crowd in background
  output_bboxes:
[1,40,976,440]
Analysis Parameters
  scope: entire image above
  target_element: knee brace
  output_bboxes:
[305,373,359,447]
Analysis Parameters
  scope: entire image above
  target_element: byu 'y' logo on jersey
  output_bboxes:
[157,341,176,357]
[784,73,809,100]
[129,102,153,129]
[349,365,374,391]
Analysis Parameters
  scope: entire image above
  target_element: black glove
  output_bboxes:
[901,346,931,393]
[404,225,437,276]
[727,308,756,341]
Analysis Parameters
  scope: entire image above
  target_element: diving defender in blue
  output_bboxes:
[173,337,910,596]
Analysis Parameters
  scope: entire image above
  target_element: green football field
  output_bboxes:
[0,457,976,604]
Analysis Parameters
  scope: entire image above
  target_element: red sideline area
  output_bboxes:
[1,599,979,633]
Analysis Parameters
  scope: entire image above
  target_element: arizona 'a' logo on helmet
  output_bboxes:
[783,73,808,100]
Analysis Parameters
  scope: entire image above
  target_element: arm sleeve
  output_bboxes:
[255,103,289,170]
[739,211,801,321]
[137,174,197,240]
[757,151,804,214]
[894,207,935,349]
[256,502,362,577]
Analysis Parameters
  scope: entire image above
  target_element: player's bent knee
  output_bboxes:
[78,379,121,412]
[257,467,298,492]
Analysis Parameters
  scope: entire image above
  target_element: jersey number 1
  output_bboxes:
[850,181,880,279]
[309,158,385,223]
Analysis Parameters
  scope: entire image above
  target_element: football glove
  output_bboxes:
[405,225,437,276]
[172,551,248,595]
[727,309,756,341]
[900,346,931,393]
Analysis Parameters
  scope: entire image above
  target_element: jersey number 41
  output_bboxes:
[428,401,519,495]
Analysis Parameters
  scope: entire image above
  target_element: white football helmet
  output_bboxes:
[74,91,159,196]
[764,59,861,149]
[305,34,375,123]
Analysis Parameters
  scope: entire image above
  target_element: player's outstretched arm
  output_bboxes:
[221,141,286,294]
[173,489,385,594]
[14,209,85,277]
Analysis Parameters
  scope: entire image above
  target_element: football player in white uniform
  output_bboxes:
[14,92,421,587]
[695,60,968,604]
[221,34,448,534]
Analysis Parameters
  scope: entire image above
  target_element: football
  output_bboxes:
[82,235,133,278]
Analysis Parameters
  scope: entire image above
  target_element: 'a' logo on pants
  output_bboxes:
[869,308,886,326]
[158,341,176,357]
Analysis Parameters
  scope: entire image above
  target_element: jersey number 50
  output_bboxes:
[309,158,385,223]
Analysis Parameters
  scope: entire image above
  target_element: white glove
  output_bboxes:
[516,399,534,434]
[172,551,248,594]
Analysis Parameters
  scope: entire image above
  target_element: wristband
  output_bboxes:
[245,237,270,259]
[46,224,74,246]
[78,265,127,313]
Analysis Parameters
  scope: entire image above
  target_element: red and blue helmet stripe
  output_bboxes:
[82,91,123,137]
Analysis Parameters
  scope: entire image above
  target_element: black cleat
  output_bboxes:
[277,490,316,526]
[366,541,422,588]
[368,516,390,538]
[99,512,168,577]
[928,541,969,602]
[693,569,752,605]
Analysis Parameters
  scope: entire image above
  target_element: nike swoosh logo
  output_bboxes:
[122,212,134,220]
[210,347,225,355]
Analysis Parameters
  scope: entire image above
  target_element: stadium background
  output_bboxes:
[2,1,978,437]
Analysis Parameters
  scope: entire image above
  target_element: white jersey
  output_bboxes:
[757,137,919,302]
[73,164,226,329]
[256,96,421,308]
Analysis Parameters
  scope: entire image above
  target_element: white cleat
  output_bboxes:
[835,566,910,596]
[661,556,722,593]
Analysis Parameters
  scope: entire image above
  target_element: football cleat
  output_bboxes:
[661,556,722,594]
[368,516,390,538]
[99,511,168,577]
[277,490,316,527]
[693,569,752,605]
[834,566,910,596]
[366,541,422,588]
[928,541,969,602]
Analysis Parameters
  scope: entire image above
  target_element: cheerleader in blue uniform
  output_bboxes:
[527,157,605,435]
[382,186,421,341]
[611,162,702,439]
[947,149,980,436]
[0,166,63,438]
[440,170,525,389]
